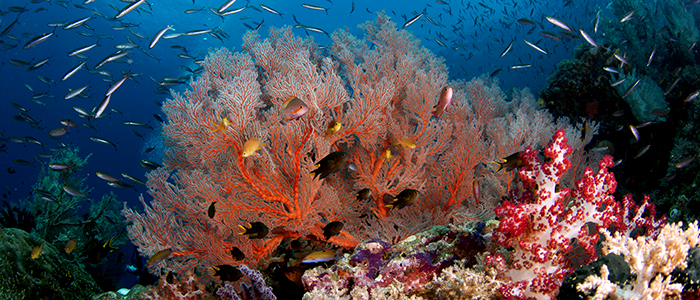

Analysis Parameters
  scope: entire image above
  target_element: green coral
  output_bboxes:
[661,0,699,62]
[0,228,102,299]
[26,147,127,264]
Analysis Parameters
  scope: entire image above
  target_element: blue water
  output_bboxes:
[0,0,610,290]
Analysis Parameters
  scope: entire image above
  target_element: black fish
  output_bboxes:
[310,151,348,180]
[211,265,242,282]
[322,221,344,240]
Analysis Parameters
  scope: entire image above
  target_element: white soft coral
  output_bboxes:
[578,221,700,299]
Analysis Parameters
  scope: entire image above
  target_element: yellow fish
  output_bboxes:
[381,149,393,160]
[241,138,265,157]
[212,117,230,133]
[392,136,416,148]
[325,120,342,138]
[31,243,43,259]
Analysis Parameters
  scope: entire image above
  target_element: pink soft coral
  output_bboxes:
[489,130,622,300]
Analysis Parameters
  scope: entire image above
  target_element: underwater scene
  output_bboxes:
[1,0,699,299]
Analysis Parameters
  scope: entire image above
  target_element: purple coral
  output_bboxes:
[350,239,393,277]
[216,265,276,300]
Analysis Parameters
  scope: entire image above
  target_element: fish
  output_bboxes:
[322,221,343,240]
[490,68,503,77]
[65,239,78,254]
[230,247,246,261]
[122,121,152,129]
[63,84,90,100]
[356,188,372,201]
[610,78,627,87]
[620,10,635,23]
[23,31,54,49]
[63,16,91,30]
[94,95,112,119]
[545,16,572,32]
[517,18,534,25]
[622,78,641,98]
[208,202,216,218]
[212,117,230,133]
[8,59,33,67]
[380,149,393,160]
[89,136,117,150]
[147,248,172,267]
[61,61,87,81]
[665,78,680,96]
[403,11,424,28]
[325,121,342,138]
[48,163,72,171]
[301,3,329,14]
[579,29,598,48]
[603,67,620,74]
[31,243,43,259]
[302,250,336,263]
[493,152,523,172]
[140,159,162,170]
[62,185,87,197]
[0,14,21,38]
[185,29,212,36]
[524,40,547,55]
[676,155,696,169]
[241,138,264,157]
[386,189,420,211]
[96,172,120,182]
[634,145,650,159]
[310,151,348,180]
[186,7,205,14]
[500,39,514,57]
[392,136,416,148]
[684,91,699,103]
[107,181,136,190]
[115,0,146,18]
[594,11,600,34]
[238,222,269,239]
[510,64,532,69]
[211,265,242,282]
[614,53,629,66]
[149,25,174,49]
[121,173,145,185]
[86,237,119,263]
[218,0,237,13]
[629,125,640,142]
[48,126,69,137]
[647,46,656,66]
[472,179,480,206]
[282,96,309,120]
[302,25,329,37]
[259,4,283,17]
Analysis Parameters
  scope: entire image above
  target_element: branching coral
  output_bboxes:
[578,221,700,299]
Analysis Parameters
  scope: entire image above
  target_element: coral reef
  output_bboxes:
[0,227,102,299]
[301,224,492,299]
[577,222,700,299]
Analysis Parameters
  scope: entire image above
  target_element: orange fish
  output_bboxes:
[241,138,264,157]
[65,239,78,254]
[31,243,43,259]
[302,250,337,263]
[432,86,453,119]
[282,96,308,120]
[212,117,230,133]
